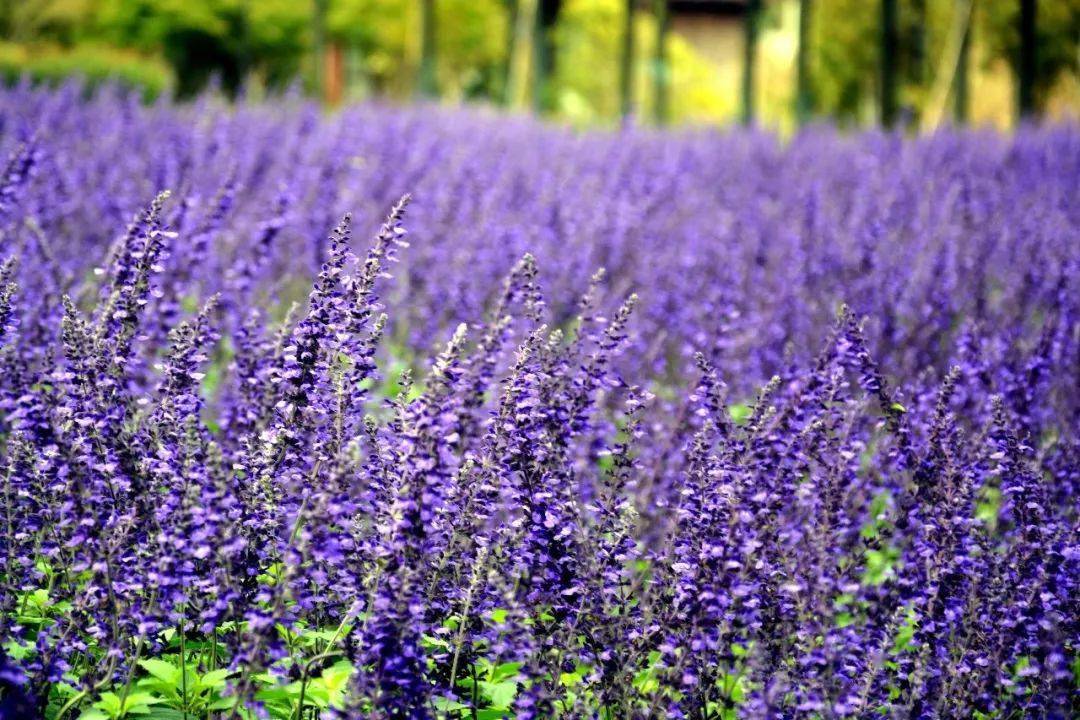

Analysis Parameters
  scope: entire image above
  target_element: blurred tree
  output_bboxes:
[534,0,563,111]
[95,0,308,96]
[618,0,635,118]
[976,0,1077,116]
[953,0,970,121]
[501,0,520,104]
[418,0,437,96]
[1,0,1074,126]
[881,0,898,125]
[807,0,1078,125]
[552,0,627,120]
[327,0,410,96]
[328,0,504,100]
[314,0,328,96]
[743,0,761,124]
[795,0,813,123]
[436,0,505,100]
[652,0,669,124]
[1017,0,1034,116]
[812,0,877,123]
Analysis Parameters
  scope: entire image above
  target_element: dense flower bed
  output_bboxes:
[0,84,1077,718]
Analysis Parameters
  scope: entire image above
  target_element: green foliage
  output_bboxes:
[76,691,163,720]
[975,484,1002,533]
[727,402,752,425]
[810,0,879,122]
[454,658,521,714]
[861,545,901,586]
[2,0,1077,120]
[809,0,1080,122]
[976,0,1080,108]
[0,41,171,100]
[890,605,919,655]
[93,0,308,96]
[859,491,892,541]
[134,659,234,716]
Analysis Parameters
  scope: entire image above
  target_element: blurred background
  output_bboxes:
[0,0,1076,131]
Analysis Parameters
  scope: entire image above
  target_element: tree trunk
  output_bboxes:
[880,0,899,127]
[619,0,636,119]
[1018,0,1036,117]
[953,0,971,123]
[313,0,328,100]
[502,0,520,105]
[419,0,439,98]
[742,0,761,125]
[652,0,669,125]
[796,0,813,124]
[532,0,562,113]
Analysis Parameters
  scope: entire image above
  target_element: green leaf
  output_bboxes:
[254,683,301,703]
[632,667,659,694]
[432,696,469,712]
[196,668,232,691]
[488,662,522,684]
[297,682,331,709]
[54,682,83,698]
[728,403,751,425]
[862,546,901,586]
[27,588,50,608]
[3,640,34,660]
[891,606,919,654]
[860,492,892,540]
[420,633,451,651]
[95,692,123,717]
[122,692,165,712]
[560,671,583,687]
[141,709,189,720]
[318,661,354,707]
[138,659,181,687]
[975,486,1002,531]
[479,680,517,708]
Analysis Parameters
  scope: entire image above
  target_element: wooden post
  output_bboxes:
[325,42,345,106]
[1018,0,1036,117]
[742,0,761,125]
[880,0,898,127]
[419,0,438,98]
[619,0,636,119]
[796,0,813,124]
[652,0,669,125]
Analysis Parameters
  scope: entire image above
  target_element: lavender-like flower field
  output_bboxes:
[0,83,1077,719]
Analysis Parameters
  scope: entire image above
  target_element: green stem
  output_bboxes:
[295,604,354,719]
[179,605,188,720]
[54,690,88,720]
[447,548,488,695]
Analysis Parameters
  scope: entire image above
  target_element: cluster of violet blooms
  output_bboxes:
[0,82,1077,719]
